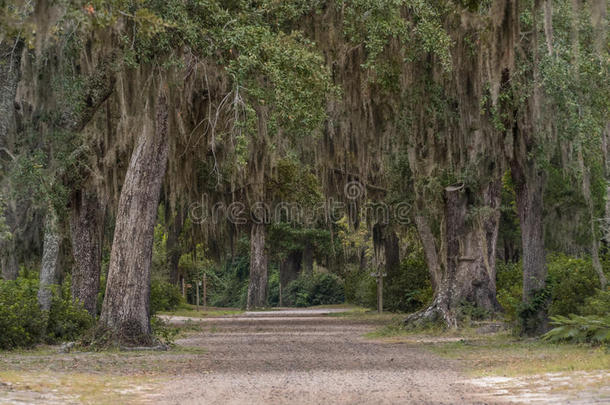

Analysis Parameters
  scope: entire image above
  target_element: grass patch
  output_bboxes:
[428,335,610,377]
[366,320,609,377]
[0,370,159,404]
[158,305,243,318]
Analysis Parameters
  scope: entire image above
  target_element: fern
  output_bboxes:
[543,315,610,345]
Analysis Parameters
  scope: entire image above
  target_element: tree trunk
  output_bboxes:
[511,159,548,335]
[0,40,23,281]
[70,188,105,315]
[99,92,170,345]
[247,223,268,309]
[1,205,19,281]
[406,182,501,328]
[280,250,302,289]
[413,214,442,291]
[302,244,314,275]
[1,240,19,280]
[246,104,269,309]
[38,211,60,311]
[384,228,400,277]
[166,204,184,285]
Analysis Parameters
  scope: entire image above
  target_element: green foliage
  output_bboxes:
[150,315,179,346]
[208,254,250,308]
[384,251,433,313]
[342,0,453,72]
[0,275,92,350]
[497,254,608,333]
[47,276,93,342]
[579,289,610,317]
[546,255,601,317]
[150,280,183,314]
[0,277,45,350]
[268,223,335,262]
[496,261,522,322]
[283,272,345,307]
[345,268,377,309]
[543,314,610,345]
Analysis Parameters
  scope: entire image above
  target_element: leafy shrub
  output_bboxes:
[384,253,433,313]
[496,254,605,323]
[151,315,179,346]
[579,289,610,316]
[344,268,377,309]
[547,255,601,317]
[209,254,249,308]
[0,275,93,349]
[284,272,345,307]
[496,261,522,321]
[150,280,183,314]
[542,314,610,345]
[47,276,93,342]
[0,277,45,349]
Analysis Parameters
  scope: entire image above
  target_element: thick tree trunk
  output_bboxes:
[280,250,302,289]
[246,105,269,309]
[99,93,169,344]
[166,204,184,285]
[38,211,60,311]
[511,159,548,335]
[70,188,105,315]
[0,40,23,281]
[247,223,268,309]
[406,182,501,328]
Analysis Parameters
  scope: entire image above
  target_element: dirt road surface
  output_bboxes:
[154,308,489,405]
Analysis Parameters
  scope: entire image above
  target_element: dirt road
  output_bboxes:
[155,308,488,405]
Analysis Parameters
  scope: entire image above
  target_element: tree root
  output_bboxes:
[404,300,458,330]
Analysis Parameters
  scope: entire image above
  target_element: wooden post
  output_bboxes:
[181,277,185,298]
[377,271,383,314]
[371,269,386,314]
[196,280,200,311]
[203,273,207,310]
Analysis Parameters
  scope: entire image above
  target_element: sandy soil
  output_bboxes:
[3,308,605,404]
[153,308,490,405]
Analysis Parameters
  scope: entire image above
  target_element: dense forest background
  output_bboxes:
[0,0,608,348]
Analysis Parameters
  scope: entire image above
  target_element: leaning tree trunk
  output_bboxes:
[70,188,106,315]
[38,210,61,311]
[99,93,170,345]
[406,182,501,328]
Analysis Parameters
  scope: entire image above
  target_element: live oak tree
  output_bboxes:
[1,0,607,343]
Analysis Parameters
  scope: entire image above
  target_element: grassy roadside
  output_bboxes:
[365,319,610,377]
[0,344,209,404]
[157,304,243,318]
[428,335,609,376]
[0,369,158,404]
